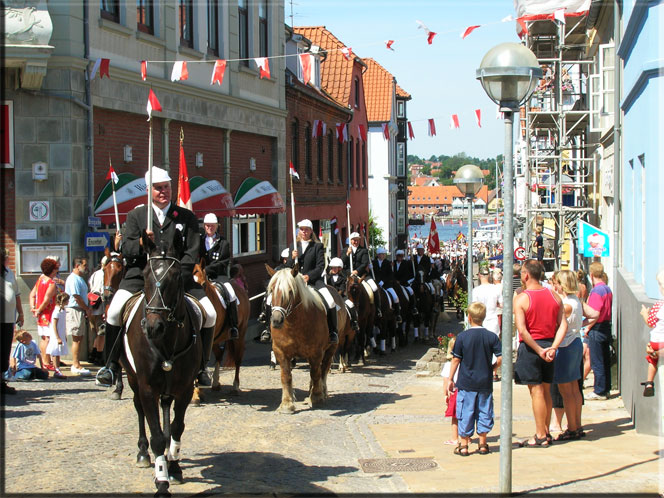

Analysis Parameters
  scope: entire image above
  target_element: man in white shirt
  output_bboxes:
[472,266,503,381]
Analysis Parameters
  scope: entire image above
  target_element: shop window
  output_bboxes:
[232,215,265,256]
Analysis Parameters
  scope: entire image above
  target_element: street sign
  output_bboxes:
[84,232,110,252]
[88,216,102,228]
[514,246,527,261]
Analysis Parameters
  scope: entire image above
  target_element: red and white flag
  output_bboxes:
[146,89,162,121]
[289,161,300,180]
[312,120,326,138]
[211,60,226,86]
[140,60,147,81]
[474,109,482,128]
[90,58,110,79]
[299,53,313,84]
[330,216,338,225]
[428,119,436,137]
[334,227,340,235]
[407,121,415,140]
[358,124,368,143]
[427,32,437,44]
[336,123,348,143]
[106,164,119,184]
[461,25,481,39]
[177,140,192,210]
[450,114,460,129]
[553,8,566,24]
[496,105,504,120]
[381,123,390,140]
[346,200,351,210]
[254,57,270,79]
[459,219,463,227]
[427,216,440,254]
[385,40,395,51]
[171,61,189,81]
[341,46,353,60]
[517,17,529,37]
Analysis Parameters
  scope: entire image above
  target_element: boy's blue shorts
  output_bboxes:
[456,389,494,437]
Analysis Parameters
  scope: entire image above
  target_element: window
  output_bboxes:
[232,215,265,256]
[349,139,355,188]
[304,123,312,180]
[179,0,193,48]
[590,43,615,131]
[258,0,268,58]
[317,136,323,182]
[397,142,405,176]
[355,140,361,187]
[397,200,405,233]
[207,0,219,56]
[397,100,405,118]
[137,0,154,34]
[101,0,120,22]
[238,0,249,65]
[291,119,299,175]
[354,78,360,108]
[337,140,344,184]
[361,143,366,188]
[327,131,334,183]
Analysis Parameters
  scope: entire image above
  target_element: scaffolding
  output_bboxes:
[517,14,596,269]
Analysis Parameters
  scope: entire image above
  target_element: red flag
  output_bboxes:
[106,164,119,184]
[146,89,162,120]
[358,124,368,143]
[99,58,110,78]
[427,216,440,254]
[254,57,270,79]
[141,60,147,81]
[386,40,395,51]
[312,120,326,138]
[299,53,313,84]
[461,25,481,39]
[346,200,351,210]
[474,109,482,128]
[427,31,437,44]
[211,60,226,86]
[428,119,436,137]
[289,161,300,180]
[517,17,529,37]
[381,123,390,140]
[341,46,353,60]
[330,216,338,225]
[336,123,348,143]
[450,114,460,129]
[319,225,323,238]
[177,140,192,210]
[407,121,415,140]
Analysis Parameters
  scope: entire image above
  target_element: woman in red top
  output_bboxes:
[28,258,59,370]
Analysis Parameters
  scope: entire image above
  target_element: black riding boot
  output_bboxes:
[260,302,272,343]
[227,300,240,340]
[411,294,419,317]
[95,323,122,387]
[374,286,383,319]
[394,302,403,324]
[197,326,214,386]
[327,307,339,344]
[347,305,360,332]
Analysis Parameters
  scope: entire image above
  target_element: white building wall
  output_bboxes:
[368,127,392,250]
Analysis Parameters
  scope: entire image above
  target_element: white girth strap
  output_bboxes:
[361,281,375,303]
[318,286,336,309]
[167,438,181,461]
[367,278,379,292]
[384,291,393,308]
[155,455,169,482]
[122,295,145,374]
[426,282,435,294]
[345,299,355,309]
[405,285,414,297]
[223,281,239,303]
[385,287,399,304]
[214,287,227,309]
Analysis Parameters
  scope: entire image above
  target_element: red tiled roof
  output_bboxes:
[363,58,394,122]
[408,185,489,205]
[413,176,436,186]
[396,84,411,99]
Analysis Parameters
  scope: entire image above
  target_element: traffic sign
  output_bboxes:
[88,216,102,228]
[85,232,110,252]
[514,246,527,261]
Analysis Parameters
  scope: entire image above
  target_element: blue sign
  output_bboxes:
[88,216,102,228]
[85,232,110,252]
[577,220,609,258]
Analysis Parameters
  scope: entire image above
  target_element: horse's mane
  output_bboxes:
[268,269,325,312]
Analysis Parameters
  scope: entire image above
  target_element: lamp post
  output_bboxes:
[476,42,542,494]
[454,164,484,299]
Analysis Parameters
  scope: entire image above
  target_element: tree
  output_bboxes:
[368,210,386,250]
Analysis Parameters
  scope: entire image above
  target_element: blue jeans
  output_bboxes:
[588,322,612,395]
[14,368,49,381]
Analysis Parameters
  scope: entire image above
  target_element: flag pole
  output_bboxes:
[289,166,299,266]
[346,201,353,273]
[147,118,153,234]
[109,154,121,232]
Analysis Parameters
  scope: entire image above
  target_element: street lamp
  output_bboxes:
[476,42,541,495]
[453,164,484,300]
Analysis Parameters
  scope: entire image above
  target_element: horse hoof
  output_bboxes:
[168,461,184,485]
[278,404,296,414]
[169,474,184,485]
[110,391,122,401]
[230,388,241,396]
[136,454,151,467]
[154,481,171,497]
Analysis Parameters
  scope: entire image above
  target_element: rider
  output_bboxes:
[200,213,239,341]
[325,257,360,332]
[393,249,419,316]
[96,167,217,388]
[373,248,402,324]
[342,232,382,318]
[414,243,432,281]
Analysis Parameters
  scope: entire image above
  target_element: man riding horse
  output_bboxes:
[393,249,419,316]
[414,243,432,281]
[372,247,402,324]
[342,232,382,319]
[96,167,217,388]
[200,213,240,341]
[325,257,360,332]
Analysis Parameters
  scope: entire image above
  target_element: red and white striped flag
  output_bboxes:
[336,123,348,143]
[299,53,313,84]
[146,89,162,121]
[407,121,415,140]
[106,163,119,184]
[289,161,300,180]
[358,124,368,143]
[140,60,147,81]
[450,114,460,129]
[475,109,482,128]
[341,47,353,60]
[330,216,338,225]
[171,61,189,81]
[312,120,326,138]
[211,60,226,86]
[346,200,351,210]
[461,25,481,39]
[381,123,390,140]
[254,57,270,79]
[428,119,436,137]
[90,58,110,79]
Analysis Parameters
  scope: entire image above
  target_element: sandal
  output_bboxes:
[454,444,470,456]
[519,435,550,448]
[478,443,490,455]
[554,429,580,441]
[493,374,500,382]
[641,381,655,397]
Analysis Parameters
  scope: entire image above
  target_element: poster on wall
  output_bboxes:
[577,220,609,258]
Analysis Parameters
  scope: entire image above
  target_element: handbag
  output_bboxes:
[88,292,102,309]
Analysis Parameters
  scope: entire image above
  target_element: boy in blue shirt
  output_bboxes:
[447,302,502,456]
[9,330,49,380]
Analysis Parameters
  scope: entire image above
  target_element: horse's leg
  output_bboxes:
[167,390,191,486]
[274,349,295,413]
[211,344,223,391]
[139,389,170,496]
[321,346,336,399]
[133,390,151,467]
[308,353,324,406]
[230,341,244,395]
[111,366,123,400]
[190,382,202,406]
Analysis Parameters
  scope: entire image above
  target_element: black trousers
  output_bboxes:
[1,322,15,374]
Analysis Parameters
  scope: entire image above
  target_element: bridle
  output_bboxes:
[271,285,303,320]
[102,254,124,302]
[144,254,185,327]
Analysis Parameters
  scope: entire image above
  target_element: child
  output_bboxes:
[47,292,69,379]
[639,269,664,397]
[441,344,459,446]
[10,330,49,380]
[447,302,502,456]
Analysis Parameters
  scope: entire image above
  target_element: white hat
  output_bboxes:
[376,247,387,255]
[395,249,405,256]
[298,219,313,229]
[280,248,290,258]
[145,166,171,185]
[416,243,424,249]
[203,213,218,224]
[329,257,343,267]
[349,232,360,239]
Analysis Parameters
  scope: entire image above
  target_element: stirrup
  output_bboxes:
[95,366,115,387]
[329,332,339,344]
[229,327,239,340]
[260,329,271,343]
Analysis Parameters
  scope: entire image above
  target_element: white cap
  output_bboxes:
[395,249,405,256]
[329,257,343,267]
[298,219,313,229]
[349,232,360,239]
[145,166,171,185]
[376,247,387,255]
[416,243,424,249]
[203,213,218,224]
[280,248,290,258]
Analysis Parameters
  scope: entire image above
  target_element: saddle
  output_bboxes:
[361,280,375,304]
[122,291,206,332]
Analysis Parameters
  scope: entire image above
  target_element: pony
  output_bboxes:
[445,263,467,319]
[123,231,202,496]
[191,259,250,403]
[345,274,375,365]
[374,286,398,354]
[413,270,434,342]
[429,278,445,336]
[102,246,126,401]
[391,282,414,347]
[265,264,350,413]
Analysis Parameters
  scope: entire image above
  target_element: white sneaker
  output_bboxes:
[586,391,608,400]
[71,366,91,376]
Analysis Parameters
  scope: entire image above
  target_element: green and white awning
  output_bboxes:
[233,178,285,215]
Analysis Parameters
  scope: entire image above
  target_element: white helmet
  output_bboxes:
[349,232,360,239]
[280,248,290,258]
[329,257,343,267]
[203,213,218,224]
[376,247,387,255]
[395,249,405,256]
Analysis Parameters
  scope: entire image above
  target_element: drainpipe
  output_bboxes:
[83,0,94,219]
[612,0,622,387]
[224,129,232,276]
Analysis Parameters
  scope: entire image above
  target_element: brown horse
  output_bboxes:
[374,286,398,354]
[265,264,350,413]
[102,247,125,400]
[345,274,374,365]
[445,263,467,319]
[192,260,250,403]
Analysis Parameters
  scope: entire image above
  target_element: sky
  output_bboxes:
[289,0,521,161]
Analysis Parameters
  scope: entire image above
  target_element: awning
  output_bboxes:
[233,177,285,215]
[189,176,235,217]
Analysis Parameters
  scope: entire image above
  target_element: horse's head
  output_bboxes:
[416,270,427,293]
[266,266,305,329]
[193,257,208,286]
[345,274,363,303]
[102,246,124,306]
[141,229,184,339]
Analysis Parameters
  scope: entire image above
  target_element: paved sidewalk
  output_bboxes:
[369,373,663,494]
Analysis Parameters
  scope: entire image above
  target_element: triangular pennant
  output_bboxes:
[428,119,436,137]
[177,140,192,210]
[386,40,395,51]
[106,164,119,184]
[450,114,460,129]
[146,89,162,121]
[407,121,415,140]
[289,161,300,180]
[340,46,353,60]
[381,123,390,141]
[474,109,482,128]
[299,53,313,84]
[211,60,227,86]
[254,57,270,79]
[461,25,481,39]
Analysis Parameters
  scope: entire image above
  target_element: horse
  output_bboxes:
[265,264,350,413]
[122,231,202,495]
[413,270,434,342]
[430,278,445,336]
[191,260,250,403]
[445,263,467,319]
[345,274,375,365]
[391,282,414,347]
[374,286,398,354]
[102,247,126,401]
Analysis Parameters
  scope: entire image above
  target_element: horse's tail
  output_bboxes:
[223,340,237,368]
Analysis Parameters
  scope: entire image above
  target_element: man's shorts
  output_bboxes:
[514,338,555,385]
[456,389,494,437]
[66,308,87,337]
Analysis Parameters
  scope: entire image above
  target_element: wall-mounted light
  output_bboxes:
[249,157,256,171]
[124,145,133,163]
[195,152,204,168]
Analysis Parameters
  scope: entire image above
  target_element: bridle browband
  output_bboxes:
[103,255,124,299]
